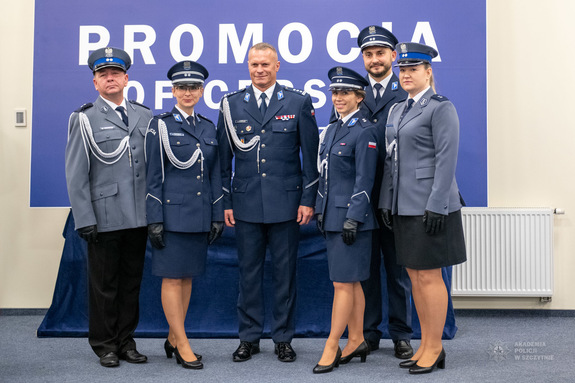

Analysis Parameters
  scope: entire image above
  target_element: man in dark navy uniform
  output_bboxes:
[65,47,152,367]
[217,42,319,363]
[356,26,414,358]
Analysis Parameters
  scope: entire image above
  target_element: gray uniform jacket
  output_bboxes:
[380,88,462,216]
[65,96,152,232]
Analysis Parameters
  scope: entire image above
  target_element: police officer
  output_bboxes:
[145,61,224,370]
[380,42,466,374]
[217,42,319,363]
[313,67,379,374]
[356,25,413,359]
[65,47,152,367]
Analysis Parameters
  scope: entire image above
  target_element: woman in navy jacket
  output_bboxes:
[313,67,379,373]
[145,61,224,370]
[380,43,466,374]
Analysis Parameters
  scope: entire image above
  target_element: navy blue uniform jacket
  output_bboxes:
[217,84,319,223]
[316,113,379,232]
[145,107,224,232]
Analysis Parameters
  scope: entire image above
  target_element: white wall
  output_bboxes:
[1,0,574,309]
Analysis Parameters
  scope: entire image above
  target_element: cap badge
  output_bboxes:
[183,61,191,70]
[105,47,113,57]
[401,44,407,53]
[369,26,376,34]
[336,67,343,75]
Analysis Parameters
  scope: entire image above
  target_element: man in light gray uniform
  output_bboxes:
[65,47,152,368]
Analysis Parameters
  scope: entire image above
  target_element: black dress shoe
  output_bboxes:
[409,348,445,374]
[232,341,260,362]
[366,339,380,352]
[339,340,370,364]
[164,339,202,361]
[313,347,342,374]
[119,349,148,363]
[399,358,418,368]
[174,347,203,369]
[394,340,414,359]
[99,352,119,367]
[275,342,296,362]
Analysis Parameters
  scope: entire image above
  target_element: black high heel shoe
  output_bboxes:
[174,347,203,369]
[164,339,202,361]
[339,341,370,364]
[313,347,342,374]
[409,349,445,374]
[399,358,418,368]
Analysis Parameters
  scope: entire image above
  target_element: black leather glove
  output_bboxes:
[316,214,326,238]
[423,210,445,235]
[77,225,98,243]
[342,218,358,245]
[208,221,224,245]
[148,223,166,249]
[379,208,393,231]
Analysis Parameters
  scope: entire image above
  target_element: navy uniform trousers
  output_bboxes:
[360,74,413,345]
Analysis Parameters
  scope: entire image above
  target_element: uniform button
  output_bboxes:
[261,144,266,148]
[136,173,140,177]
[100,192,103,196]
[197,192,202,196]
[326,154,329,157]
[261,159,266,163]
[196,143,201,147]
[167,199,171,203]
[347,203,350,207]
[177,141,180,145]
[134,159,138,163]
[338,151,342,155]
[373,118,378,123]
[197,159,201,163]
[132,145,136,149]
[261,129,266,134]
[262,173,267,177]
[197,175,201,180]
[283,128,287,131]
[106,135,110,139]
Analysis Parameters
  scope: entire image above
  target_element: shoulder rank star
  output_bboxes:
[275,115,295,121]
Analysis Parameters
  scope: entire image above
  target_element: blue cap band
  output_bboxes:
[398,52,432,63]
[93,57,126,70]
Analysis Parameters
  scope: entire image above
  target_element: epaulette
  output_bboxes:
[197,113,214,124]
[223,87,247,98]
[431,94,449,102]
[284,86,307,96]
[156,112,171,119]
[74,103,93,113]
[129,99,151,110]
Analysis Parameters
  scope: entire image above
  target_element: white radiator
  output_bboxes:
[452,207,554,297]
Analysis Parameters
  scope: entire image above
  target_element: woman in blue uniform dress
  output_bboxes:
[145,61,224,369]
[313,67,379,374]
[380,43,466,374]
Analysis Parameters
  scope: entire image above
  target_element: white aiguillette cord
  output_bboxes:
[79,112,132,167]
[222,96,262,173]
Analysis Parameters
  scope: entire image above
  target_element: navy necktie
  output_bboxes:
[259,93,267,117]
[398,99,414,125]
[116,106,128,127]
[187,115,195,127]
[374,83,383,104]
